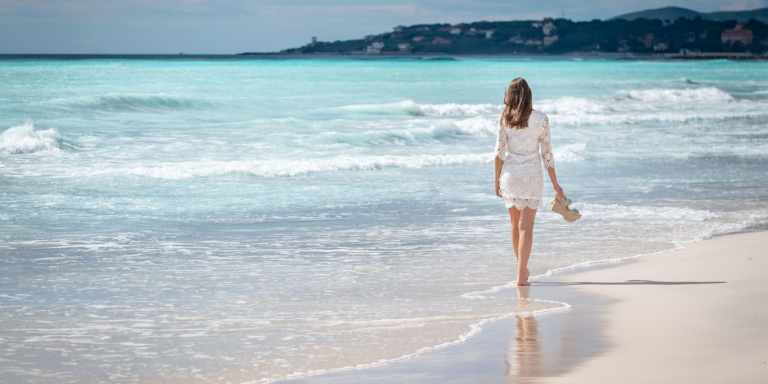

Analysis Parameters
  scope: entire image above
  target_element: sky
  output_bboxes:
[0,0,765,54]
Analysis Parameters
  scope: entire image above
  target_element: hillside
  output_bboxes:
[707,7,768,23]
[611,6,768,23]
[610,7,702,22]
[241,7,768,56]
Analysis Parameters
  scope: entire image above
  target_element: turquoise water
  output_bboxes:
[1,56,767,383]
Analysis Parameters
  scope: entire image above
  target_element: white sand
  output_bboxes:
[542,230,768,383]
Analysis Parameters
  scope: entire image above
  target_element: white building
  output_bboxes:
[653,42,669,51]
[397,43,412,52]
[509,35,524,44]
[543,35,558,46]
[449,27,462,35]
[542,22,557,36]
[485,30,495,38]
[366,42,385,54]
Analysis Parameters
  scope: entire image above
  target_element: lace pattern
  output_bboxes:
[495,111,554,210]
[502,197,542,210]
[494,125,508,160]
[539,116,555,169]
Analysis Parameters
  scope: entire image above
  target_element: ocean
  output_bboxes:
[1,55,766,383]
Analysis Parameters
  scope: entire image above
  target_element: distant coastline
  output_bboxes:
[241,6,768,59]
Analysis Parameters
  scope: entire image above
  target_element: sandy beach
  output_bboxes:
[291,230,768,383]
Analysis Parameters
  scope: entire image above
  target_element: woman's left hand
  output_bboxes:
[553,183,565,198]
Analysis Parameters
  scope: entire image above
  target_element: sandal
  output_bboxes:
[551,195,582,223]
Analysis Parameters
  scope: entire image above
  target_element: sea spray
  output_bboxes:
[0,123,71,154]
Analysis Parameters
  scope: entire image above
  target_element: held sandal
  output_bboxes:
[551,195,582,223]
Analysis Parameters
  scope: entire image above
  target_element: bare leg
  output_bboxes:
[508,207,521,262]
[516,207,537,286]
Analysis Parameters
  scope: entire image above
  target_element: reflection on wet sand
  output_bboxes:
[505,314,544,378]
[504,286,545,379]
[503,286,604,382]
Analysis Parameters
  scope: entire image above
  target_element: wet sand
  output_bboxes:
[288,230,768,383]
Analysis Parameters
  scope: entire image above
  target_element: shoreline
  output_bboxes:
[1,53,766,61]
[287,229,768,383]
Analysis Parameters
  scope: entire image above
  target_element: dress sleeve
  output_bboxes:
[539,115,555,169]
[495,125,508,160]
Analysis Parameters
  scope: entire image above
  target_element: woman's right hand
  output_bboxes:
[495,182,502,198]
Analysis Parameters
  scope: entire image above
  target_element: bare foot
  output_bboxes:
[516,269,531,286]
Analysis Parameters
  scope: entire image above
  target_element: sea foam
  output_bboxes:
[119,153,494,179]
[330,100,500,117]
[0,123,69,155]
[623,87,734,103]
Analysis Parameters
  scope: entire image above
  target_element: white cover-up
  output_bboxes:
[494,110,555,210]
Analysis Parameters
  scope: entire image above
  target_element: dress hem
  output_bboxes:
[501,196,542,210]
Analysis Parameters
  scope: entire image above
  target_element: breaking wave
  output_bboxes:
[621,87,734,103]
[116,153,494,180]
[328,100,500,117]
[536,87,767,125]
[0,123,77,155]
[52,93,215,113]
[323,117,498,146]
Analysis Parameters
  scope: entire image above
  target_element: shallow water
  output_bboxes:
[1,56,767,383]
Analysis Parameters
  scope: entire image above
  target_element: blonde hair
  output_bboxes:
[500,78,533,129]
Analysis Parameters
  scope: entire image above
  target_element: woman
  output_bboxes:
[494,78,564,286]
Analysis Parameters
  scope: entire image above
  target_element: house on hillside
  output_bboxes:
[722,24,753,45]
[432,37,452,45]
[439,24,463,35]
[467,28,495,38]
[413,36,426,42]
[543,35,559,46]
[532,22,542,28]
[543,22,557,36]
[397,43,412,52]
[509,35,524,44]
[364,35,375,40]
[526,39,543,45]
[653,42,669,51]
[393,25,405,32]
[366,42,385,54]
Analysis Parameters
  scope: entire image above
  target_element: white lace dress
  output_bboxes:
[495,110,555,210]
